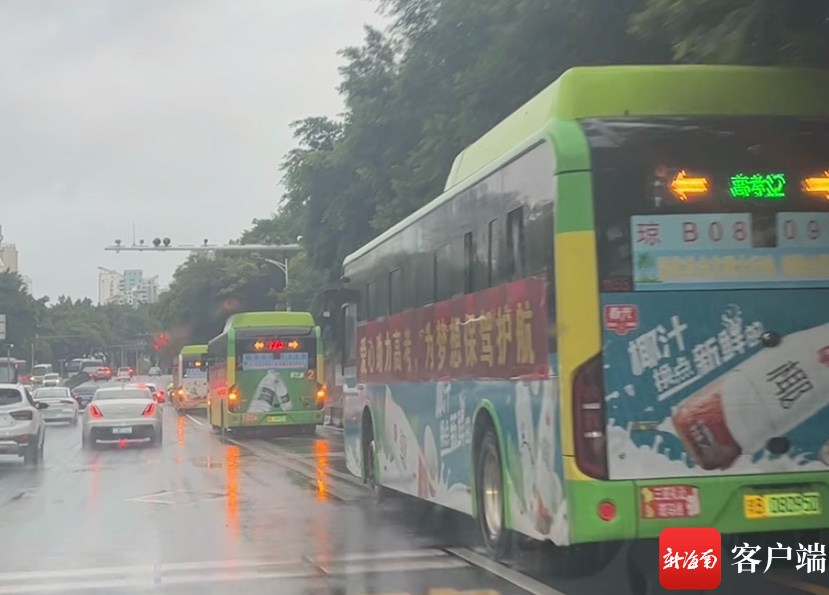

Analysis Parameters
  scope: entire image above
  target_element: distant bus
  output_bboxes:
[0,357,19,384]
[31,364,53,384]
[207,311,325,435]
[172,345,209,413]
[65,359,86,376]
[66,358,104,376]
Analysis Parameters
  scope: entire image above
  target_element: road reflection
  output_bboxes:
[314,437,329,500]
[177,415,186,446]
[225,443,240,536]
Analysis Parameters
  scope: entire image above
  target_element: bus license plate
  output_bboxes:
[266,415,286,423]
[744,492,821,519]
[112,427,133,435]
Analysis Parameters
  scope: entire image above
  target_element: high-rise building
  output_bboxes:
[98,268,124,305]
[0,225,20,274]
[122,269,143,294]
[99,268,159,307]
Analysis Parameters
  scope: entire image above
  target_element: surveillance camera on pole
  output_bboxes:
[153,238,161,247]
[163,237,171,247]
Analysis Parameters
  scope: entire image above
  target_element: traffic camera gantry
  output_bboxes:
[103,238,303,310]
[104,238,302,254]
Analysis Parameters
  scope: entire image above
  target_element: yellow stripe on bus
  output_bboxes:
[555,230,602,482]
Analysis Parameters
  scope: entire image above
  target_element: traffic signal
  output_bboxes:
[152,332,169,351]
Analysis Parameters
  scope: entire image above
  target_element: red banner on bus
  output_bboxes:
[356,276,549,383]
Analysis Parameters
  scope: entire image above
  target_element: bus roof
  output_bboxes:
[222,311,316,332]
[179,344,208,356]
[343,65,829,267]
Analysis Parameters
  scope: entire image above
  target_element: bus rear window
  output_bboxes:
[235,335,317,372]
[584,117,829,292]
[182,357,207,379]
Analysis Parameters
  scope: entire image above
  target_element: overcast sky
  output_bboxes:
[0,0,384,301]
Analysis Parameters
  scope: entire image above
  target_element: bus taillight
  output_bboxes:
[227,386,239,412]
[315,384,326,410]
[573,353,608,480]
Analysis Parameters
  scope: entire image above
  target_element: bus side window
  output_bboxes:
[388,268,401,315]
[487,219,498,287]
[506,206,525,280]
[365,280,375,320]
[343,302,357,369]
[463,232,474,294]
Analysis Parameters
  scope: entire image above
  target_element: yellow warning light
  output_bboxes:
[803,171,829,199]
[288,340,299,350]
[670,170,709,201]
[254,341,265,351]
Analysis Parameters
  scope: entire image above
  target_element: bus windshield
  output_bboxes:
[586,116,829,292]
[235,329,316,373]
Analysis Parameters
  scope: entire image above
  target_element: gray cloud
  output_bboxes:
[0,0,383,300]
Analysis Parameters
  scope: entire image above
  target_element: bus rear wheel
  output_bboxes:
[475,424,511,559]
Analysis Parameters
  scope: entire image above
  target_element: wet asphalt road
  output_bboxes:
[0,377,827,594]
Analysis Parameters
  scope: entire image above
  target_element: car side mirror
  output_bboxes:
[36,402,49,410]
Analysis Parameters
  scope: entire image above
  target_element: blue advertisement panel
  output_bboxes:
[601,290,829,480]
[631,213,829,290]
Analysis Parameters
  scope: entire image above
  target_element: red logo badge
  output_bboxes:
[603,304,639,336]
[659,527,721,590]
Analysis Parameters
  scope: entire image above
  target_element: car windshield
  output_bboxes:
[33,388,69,399]
[44,374,59,379]
[93,389,152,401]
[0,388,23,406]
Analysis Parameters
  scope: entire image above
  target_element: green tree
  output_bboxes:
[630,0,829,65]
[152,253,282,345]
[0,272,45,360]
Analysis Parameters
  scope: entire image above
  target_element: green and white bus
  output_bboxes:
[207,311,326,435]
[326,65,829,585]
[172,344,209,413]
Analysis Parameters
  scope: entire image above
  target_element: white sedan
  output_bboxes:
[82,385,163,449]
[32,386,79,426]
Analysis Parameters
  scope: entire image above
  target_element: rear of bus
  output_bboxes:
[175,349,209,411]
[228,326,325,432]
[577,114,829,542]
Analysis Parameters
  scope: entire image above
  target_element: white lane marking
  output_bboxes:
[0,552,470,593]
[185,414,204,426]
[318,558,468,575]
[303,549,449,564]
[319,424,343,433]
[447,548,568,595]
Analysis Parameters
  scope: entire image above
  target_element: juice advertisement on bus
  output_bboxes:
[603,211,829,486]
[238,337,317,414]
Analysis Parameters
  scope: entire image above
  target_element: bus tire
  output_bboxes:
[361,411,391,503]
[475,424,511,559]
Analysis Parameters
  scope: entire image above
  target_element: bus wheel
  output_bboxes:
[475,424,511,559]
[361,417,390,503]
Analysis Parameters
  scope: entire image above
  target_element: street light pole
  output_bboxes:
[256,256,291,311]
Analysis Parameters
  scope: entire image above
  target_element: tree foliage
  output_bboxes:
[152,0,829,344]
[0,271,160,365]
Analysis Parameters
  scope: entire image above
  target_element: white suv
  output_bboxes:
[0,384,48,466]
